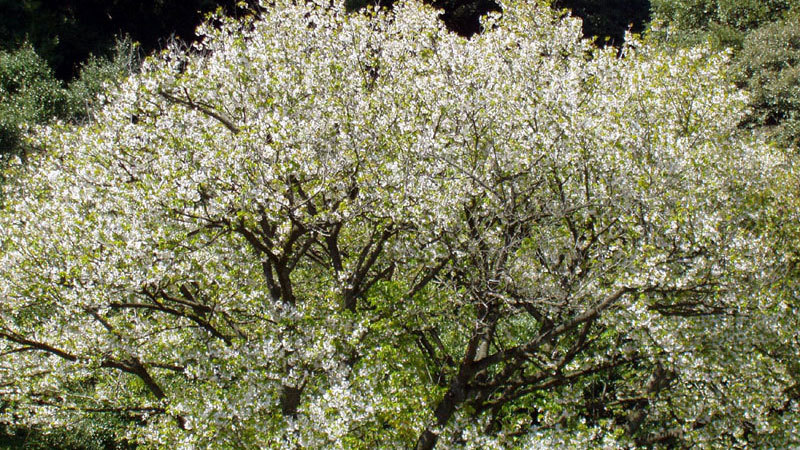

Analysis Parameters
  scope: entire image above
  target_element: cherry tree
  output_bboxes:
[0,0,796,447]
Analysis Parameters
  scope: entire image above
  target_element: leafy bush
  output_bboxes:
[0,420,132,450]
[0,45,70,163]
[650,0,800,148]
[736,11,800,149]
[650,0,792,48]
[651,0,791,32]
[0,38,139,174]
[66,37,141,122]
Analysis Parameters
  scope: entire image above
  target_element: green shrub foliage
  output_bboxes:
[0,45,70,162]
[651,0,799,148]
[736,11,800,149]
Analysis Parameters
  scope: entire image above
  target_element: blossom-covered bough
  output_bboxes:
[0,0,798,447]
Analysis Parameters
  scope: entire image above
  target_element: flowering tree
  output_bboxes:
[0,1,796,448]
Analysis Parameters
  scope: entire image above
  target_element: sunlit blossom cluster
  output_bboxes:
[0,0,797,448]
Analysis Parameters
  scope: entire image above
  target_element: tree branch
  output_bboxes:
[159,89,240,134]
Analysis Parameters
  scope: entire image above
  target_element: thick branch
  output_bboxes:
[0,331,77,361]
[112,297,232,346]
[475,287,631,372]
[101,358,166,400]
[159,89,240,134]
[624,362,675,437]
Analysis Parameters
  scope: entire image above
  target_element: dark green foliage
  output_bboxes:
[0,44,70,162]
[736,11,800,149]
[0,0,254,81]
[0,39,138,174]
[0,420,134,450]
[650,0,800,149]
[0,382,136,449]
[650,0,793,48]
[0,0,63,61]
[66,37,140,121]
[652,0,792,31]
